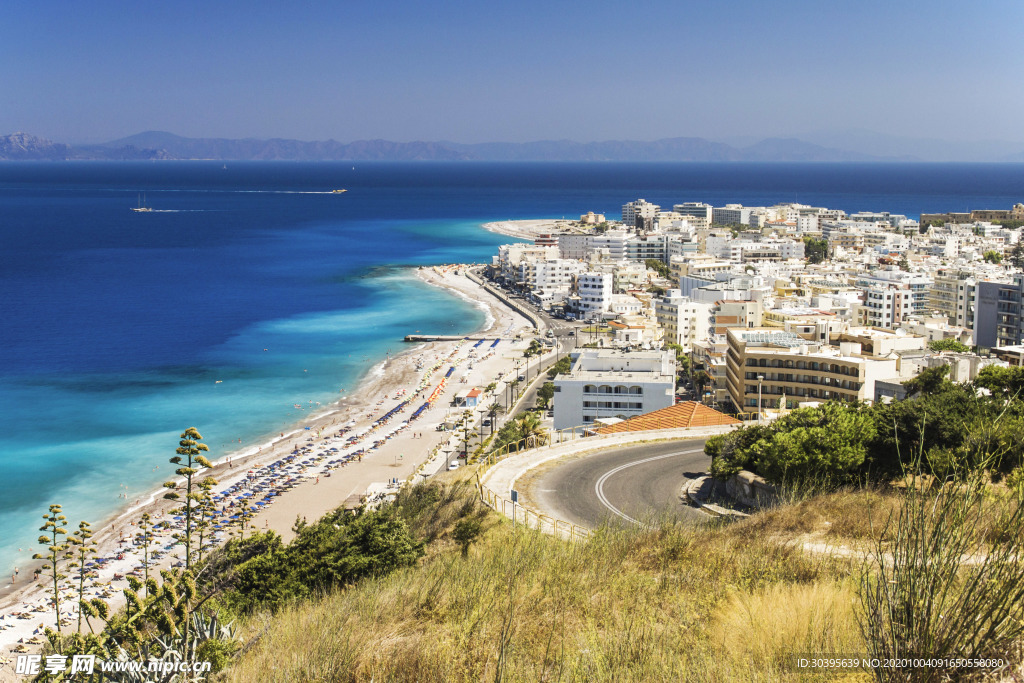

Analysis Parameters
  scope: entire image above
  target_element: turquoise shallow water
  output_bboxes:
[2,160,1023,577]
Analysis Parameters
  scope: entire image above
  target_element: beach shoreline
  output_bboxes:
[0,260,541,661]
[480,218,565,241]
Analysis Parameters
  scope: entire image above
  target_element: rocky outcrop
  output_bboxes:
[0,132,71,160]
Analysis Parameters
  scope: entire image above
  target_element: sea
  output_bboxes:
[1,160,1023,576]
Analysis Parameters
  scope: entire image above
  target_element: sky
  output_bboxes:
[3,0,1023,145]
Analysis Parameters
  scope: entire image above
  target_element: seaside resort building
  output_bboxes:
[724,328,912,413]
[553,349,677,431]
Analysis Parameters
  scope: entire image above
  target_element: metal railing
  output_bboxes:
[476,474,590,542]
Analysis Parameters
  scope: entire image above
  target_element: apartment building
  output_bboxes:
[553,349,676,430]
[855,286,915,329]
[724,328,898,412]
[929,269,982,329]
[673,202,713,223]
[576,271,613,319]
[495,244,560,284]
[655,290,712,351]
[622,199,661,229]
[975,275,1024,348]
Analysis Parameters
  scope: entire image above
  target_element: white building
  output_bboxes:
[622,199,660,229]
[576,271,613,319]
[856,286,915,329]
[496,244,559,284]
[624,233,669,261]
[673,202,714,223]
[655,290,712,351]
[553,349,677,430]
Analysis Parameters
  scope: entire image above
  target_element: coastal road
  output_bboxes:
[523,439,710,529]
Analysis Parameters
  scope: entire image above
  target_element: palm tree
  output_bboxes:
[516,412,548,449]
[692,370,712,403]
[487,403,505,436]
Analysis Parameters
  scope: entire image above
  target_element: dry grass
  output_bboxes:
[223,483,867,682]
[727,487,901,546]
[709,581,865,678]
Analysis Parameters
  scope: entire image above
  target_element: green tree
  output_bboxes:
[33,504,70,639]
[67,520,98,633]
[194,479,217,565]
[647,284,667,296]
[516,412,548,448]
[692,370,712,402]
[974,365,1024,398]
[1009,240,1024,269]
[524,339,543,357]
[644,258,672,280]
[486,402,505,436]
[163,427,214,571]
[802,236,829,264]
[897,256,910,271]
[745,403,877,485]
[983,249,1003,264]
[452,517,483,558]
[927,338,971,353]
[546,355,572,379]
[536,382,555,409]
[232,497,256,541]
[902,364,952,398]
[135,512,155,595]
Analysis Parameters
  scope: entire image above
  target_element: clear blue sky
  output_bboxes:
[3,0,1022,144]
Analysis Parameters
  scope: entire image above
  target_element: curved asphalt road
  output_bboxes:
[526,439,711,529]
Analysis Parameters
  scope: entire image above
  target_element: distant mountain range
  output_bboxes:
[2,130,1022,162]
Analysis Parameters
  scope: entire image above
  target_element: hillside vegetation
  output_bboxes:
[224,476,870,682]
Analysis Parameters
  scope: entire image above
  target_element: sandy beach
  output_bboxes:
[0,262,549,669]
[481,218,568,240]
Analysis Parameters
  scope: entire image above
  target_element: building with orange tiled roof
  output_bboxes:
[593,401,740,434]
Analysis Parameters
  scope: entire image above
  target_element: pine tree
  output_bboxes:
[33,504,70,639]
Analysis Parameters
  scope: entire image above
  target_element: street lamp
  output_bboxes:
[757,375,764,422]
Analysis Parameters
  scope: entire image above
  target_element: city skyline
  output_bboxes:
[3,0,1023,148]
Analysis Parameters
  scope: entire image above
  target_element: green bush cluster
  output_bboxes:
[208,505,424,615]
[709,366,1024,486]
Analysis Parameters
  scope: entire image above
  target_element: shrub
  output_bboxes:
[859,473,1024,681]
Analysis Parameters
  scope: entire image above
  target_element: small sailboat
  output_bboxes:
[132,193,153,212]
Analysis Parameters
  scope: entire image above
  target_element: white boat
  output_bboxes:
[132,193,153,212]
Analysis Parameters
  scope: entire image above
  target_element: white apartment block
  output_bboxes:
[857,286,915,329]
[591,230,629,260]
[713,204,759,226]
[655,290,712,351]
[577,271,613,318]
[857,269,933,315]
[557,233,592,260]
[496,244,560,284]
[673,202,713,223]
[553,349,677,430]
[624,233,669,261]
[622,199,660,229]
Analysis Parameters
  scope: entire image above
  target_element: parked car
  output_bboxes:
[448,460,460,470]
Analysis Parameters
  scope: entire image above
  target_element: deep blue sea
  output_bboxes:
[1,161,1023,575]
